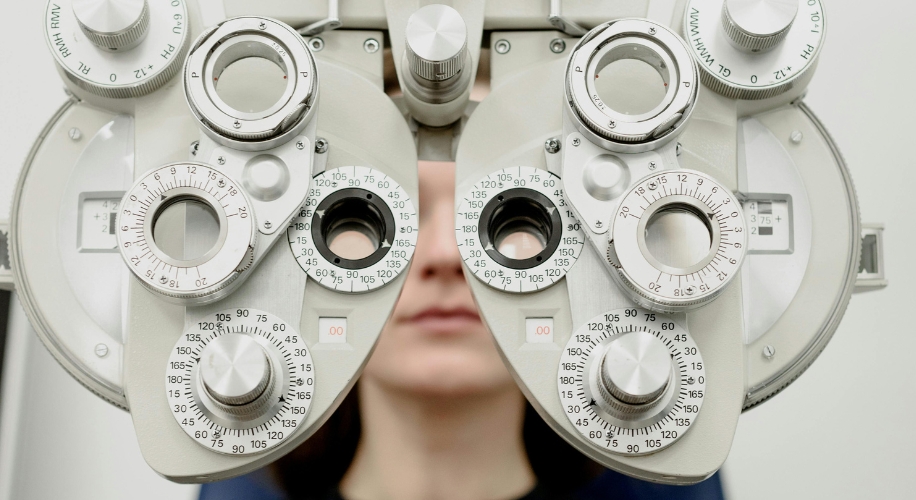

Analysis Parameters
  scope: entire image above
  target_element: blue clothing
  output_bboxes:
[200,466,725,500]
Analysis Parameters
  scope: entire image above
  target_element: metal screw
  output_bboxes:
[263,220,272,230]
[190,140,199,157]
[315,137,329,154]
[608,120,617,129]
[95,343,109,358]
[790,130,803,144]
[685,285,696,295]
[218,179,226,188]
[68,128,81,141]
[676,142,682,156]
[217,156,226,165]
[545,138,561,154]
[259,21,266,30]
[595,220,603,228]
[686,376,695,385]
[309,37,324,51]
[233,120,241,129]
[296,378,305,386]
[572,138,581,147]
[648,161,657,170]
[159,276,168,284]
[649,27,657,35]
[648,181,658,190]
[296,140,305,150]
[763,345,776,359]
[549,38,566,54]
[494,39,511,54]
[363,38,380,53]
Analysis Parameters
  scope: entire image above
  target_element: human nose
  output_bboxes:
[415,195,464,281]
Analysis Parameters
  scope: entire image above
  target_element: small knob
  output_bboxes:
[721,0,798,52]
[72,0,150,51]
[200,334,272,408]
[405,4,468,82]
[599,331,672,408]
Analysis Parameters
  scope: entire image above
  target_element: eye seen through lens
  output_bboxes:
[593,43,670,117]
[490,198,552,261]
[153,198,221,261]
[322,197,385,262]
[644,204,712,269]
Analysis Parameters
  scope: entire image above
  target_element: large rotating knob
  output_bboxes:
[72,0,150,51]
[199,334,272,410]
[405,4,468,83]
[598,331,672,411]
[721,0,798,52]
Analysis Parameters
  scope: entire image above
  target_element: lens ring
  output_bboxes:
[184,17,317,150]
[565,18,699,152]
[477,188,562,270]
[309,188,396,270]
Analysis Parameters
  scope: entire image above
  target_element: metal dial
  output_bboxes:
[457,167,584,293]
[167,309,314,455]
[72,0,150,51]
[405,4,468,82]
[684,0,825,99]
[558,308,705,455]
[44,0,189,98]
[184,16,318,150]
[117,163,257,304]
[565,18,698,152]
[288,166,418,293]
[608,170,747,313]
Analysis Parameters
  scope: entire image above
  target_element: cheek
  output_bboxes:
[362,324,516,395]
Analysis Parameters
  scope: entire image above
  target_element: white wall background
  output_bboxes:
[1,1,913,499]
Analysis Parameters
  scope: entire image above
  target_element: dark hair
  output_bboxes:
[272,383,604,499]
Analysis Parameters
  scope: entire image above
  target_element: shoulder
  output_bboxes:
[575,469,725,500]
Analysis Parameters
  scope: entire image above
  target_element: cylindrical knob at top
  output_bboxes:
[721,0,798,52]
[405,4,468,82]
[72,0,150,51]
[599,330,672,408]
[200,334,272,407]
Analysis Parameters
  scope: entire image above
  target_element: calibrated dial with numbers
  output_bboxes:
[288,166,418,293]
[609,170,746,312]
[44,0,190,98]
[558,308,706,456]
[166,309,314,455]
[457,166,584,293]
[117,163,257,302]
[684,0,825,99]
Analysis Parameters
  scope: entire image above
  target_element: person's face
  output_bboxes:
[361,161,516,397]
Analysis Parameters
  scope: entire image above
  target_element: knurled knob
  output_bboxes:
[599,331,672,410]
[200,334,272,409]
[405,4,468,82]
[721,0,798,52]
[72,0,150,51]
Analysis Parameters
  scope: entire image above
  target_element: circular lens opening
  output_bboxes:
[644,204,712,269]
[489,198,552,261]
[215,56,289,114]
[594,44,670,116]
[153,197,221,261]
[321,196,385,262]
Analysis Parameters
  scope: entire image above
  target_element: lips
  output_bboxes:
[403,307,483,335]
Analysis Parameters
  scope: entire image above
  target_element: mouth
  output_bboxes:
[403,307,483,335]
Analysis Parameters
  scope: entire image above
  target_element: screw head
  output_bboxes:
[315,138,329,154]
[189,140,199,157]
[263,220,272,230]
[95,343,109,358]
[233,120,241,129]
[608,120,616,128]
[159,276,168,284]
[649,27,657,35]
[790,130,803,144]
[494,39,511,54]
[572,138,581,147]
[68,128,82,141]
[259,21,266,30]
[648,161,657,170]
[545,138,561,154]
[763,345,776,359]
[648,181,658,190]
[296,140,304,150]
[218,179,226,188]
[363,38,380,53]
[309,37,324,51]
[217,157,226,165]
[685,285,696,295]
[686,376,695,385]
[595,220,603,228]
[549,38,566,53]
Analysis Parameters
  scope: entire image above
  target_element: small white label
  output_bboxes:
[526,318,554,344]
[318,317,347,343]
